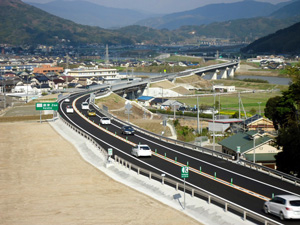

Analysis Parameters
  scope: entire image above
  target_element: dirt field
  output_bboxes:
[0,121,202,225]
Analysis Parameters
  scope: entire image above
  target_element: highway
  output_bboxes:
[59,92,300,225]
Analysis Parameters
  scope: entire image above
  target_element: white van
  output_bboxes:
[81,102,89,110]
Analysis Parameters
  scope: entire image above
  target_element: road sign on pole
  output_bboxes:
[35,102,58,111]
[181,166,189,210]
[108,148,113,156]
[181,166,189,178]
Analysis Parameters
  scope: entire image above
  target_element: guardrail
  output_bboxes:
[239,159,300,186]
[93,102,300,187]
[60,72,300,187]
[113,155,281,225]
[57,113,281,225]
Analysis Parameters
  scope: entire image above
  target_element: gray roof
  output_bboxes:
[161,100,183,107]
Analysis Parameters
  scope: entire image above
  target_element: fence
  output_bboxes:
[95,104,300,187]
[58,114,281,225]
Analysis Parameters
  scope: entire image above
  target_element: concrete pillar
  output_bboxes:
[211,69,219,80]
[221,68,228,79]
[228,67,235,78]
[201,73,205,77]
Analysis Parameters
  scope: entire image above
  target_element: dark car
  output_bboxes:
[121,125,135,135]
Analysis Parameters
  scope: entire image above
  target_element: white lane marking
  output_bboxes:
[110,122,300,197]
[60,101,283,225]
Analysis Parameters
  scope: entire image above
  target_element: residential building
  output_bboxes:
[219,131,281,168]
[33,65,64,74]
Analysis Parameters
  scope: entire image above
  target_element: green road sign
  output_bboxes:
[36,102,59,111]
[181,166,189,178]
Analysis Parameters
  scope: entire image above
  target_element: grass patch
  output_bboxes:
[176,91,282,116]
[0,115,53,122]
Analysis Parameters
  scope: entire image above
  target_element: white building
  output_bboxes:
[212,85,235,93]
[65,66,125,80]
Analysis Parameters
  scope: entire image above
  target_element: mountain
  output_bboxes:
[269,0,300,19]
[0,0,133,45]
[26,0,157,29]
[173,16,300,43]
[241,21,300,54]
[135,0,283,30]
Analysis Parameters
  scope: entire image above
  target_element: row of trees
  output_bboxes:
[265,62,300,177]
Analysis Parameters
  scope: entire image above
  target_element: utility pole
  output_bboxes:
[66,54,69,89]
[219,94,221,118]
[105,44,109,66]
[197,96,200,134]
[26,75,28,103]
[258,102,262,115]
[213,93,216,151]
[238,92,241,119]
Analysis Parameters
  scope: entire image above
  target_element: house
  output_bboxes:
[33,65,63,74]
[212,85,235,93]
[161,99,183,110]
[137,96,154,106]
[219,131,281,168]
[207,118,244,133]
[150,98,169,108]
[244,114,275,133]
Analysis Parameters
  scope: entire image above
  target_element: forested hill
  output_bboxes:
[0,0,133,45]
[241,21,300,54]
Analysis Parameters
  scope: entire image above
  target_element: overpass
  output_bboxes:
[109,60,239,99]
[64,60,240,100]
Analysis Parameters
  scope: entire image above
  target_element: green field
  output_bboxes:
[176,91,282,116]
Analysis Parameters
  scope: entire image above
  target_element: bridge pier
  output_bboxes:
[211,70,219,80]
[221,68,229,79]
[228,67,235,78]
[201,73,205,77]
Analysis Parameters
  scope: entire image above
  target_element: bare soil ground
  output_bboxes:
[0,121,202,225]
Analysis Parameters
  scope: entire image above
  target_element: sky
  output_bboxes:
[23,0,291,14]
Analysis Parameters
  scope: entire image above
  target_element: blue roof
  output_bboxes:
[137,96,153,101]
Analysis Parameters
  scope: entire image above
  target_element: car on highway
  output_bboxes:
[87,109,96,117]
[131,144,152,157]
[100,117,111,125]
[81,102,89,110]
[66,105,74,113]
[121,125,135,135]
[64,98,70,103]
[264,195,300,220]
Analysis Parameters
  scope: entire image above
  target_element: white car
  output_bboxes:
[131,144,152,157]
[81,102,89,110]
[64,98,70,103]
[100,117,111,125]
[264,195,300,220]
[66,105,74,113]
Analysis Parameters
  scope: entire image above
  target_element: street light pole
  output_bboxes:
[197,96,200,134]
[26,75,28,103]
[253,136,256,163]
[213,93,216,151]
[258,102,262,115]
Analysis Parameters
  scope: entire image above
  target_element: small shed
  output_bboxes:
[207,118,244,133]
[137,96,154,106]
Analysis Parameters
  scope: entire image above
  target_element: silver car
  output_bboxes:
[264,195,300,220]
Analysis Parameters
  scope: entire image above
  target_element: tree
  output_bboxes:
[265,95,296,129]
[249,108,256,115]
[265,62,300,176]
[275,123,300,176]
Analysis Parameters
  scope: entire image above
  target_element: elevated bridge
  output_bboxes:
[84,60,240,99]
